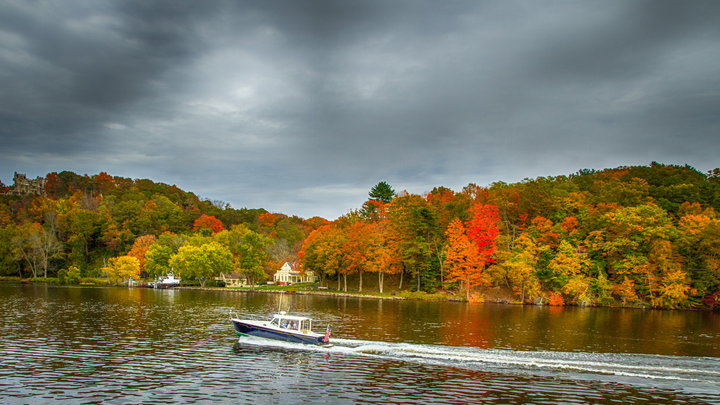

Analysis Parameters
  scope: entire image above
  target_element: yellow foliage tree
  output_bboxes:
[562,275,592,305]
[102,255,141,285]
[506,234,542,303]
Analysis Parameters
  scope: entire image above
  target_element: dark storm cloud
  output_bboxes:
[1,0,719,218]
[0,1,203,152]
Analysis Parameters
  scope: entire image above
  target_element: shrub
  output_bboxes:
[58,266,81,285]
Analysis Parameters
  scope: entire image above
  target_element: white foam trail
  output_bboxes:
[236,336,720,383]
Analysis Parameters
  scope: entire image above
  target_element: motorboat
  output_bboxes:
[231,312,331,346]
[151,272,181,289]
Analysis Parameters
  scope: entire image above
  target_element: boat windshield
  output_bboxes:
[271,314,312,331]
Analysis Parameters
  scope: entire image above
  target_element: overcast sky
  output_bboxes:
[1,1,718,219]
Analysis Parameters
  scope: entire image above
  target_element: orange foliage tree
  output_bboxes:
[444,218,485,300]
[127,234,157,273]
[343,222,370,292]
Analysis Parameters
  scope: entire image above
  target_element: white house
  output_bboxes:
[273,262,317,285]
[216,271,247,287]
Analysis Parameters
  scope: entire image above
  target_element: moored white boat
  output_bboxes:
[151,272,181,288]
[231,312,331,345]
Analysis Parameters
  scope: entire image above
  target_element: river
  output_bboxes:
[1,284,719,404]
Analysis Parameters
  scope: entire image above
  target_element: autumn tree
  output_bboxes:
[466,204,501,264]
[299,224,347,289]
[364,220,396,293]
[193,214,225,234]
[676,203,720,300]
[12,222,62,278]
[505,233,542,303]
[444,218,485,300]
[546,240,591,302]
[127,234,157,273]
[359,199,387,221]
[102,255,140,285]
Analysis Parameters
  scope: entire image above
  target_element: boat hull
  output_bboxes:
[232,319,326,345]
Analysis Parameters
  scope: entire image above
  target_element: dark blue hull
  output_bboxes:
[232,320,326,345]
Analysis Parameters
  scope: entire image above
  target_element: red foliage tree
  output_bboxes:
[466,204,501,263]
[193,214,225,234]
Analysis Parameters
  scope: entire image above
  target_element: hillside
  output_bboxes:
[2,163,719,309]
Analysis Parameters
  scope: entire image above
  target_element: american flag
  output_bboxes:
[323,324,332,342]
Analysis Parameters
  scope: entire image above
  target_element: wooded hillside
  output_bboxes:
[2,163,719,309]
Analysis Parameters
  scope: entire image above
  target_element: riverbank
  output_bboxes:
[0,276,491,302]
[2,276,714,310]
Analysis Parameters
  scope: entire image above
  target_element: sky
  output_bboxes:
[1,0,719,219]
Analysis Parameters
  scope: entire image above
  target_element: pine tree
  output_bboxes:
[369,181,396,203]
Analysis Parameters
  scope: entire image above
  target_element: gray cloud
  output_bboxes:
[1,0,719,218]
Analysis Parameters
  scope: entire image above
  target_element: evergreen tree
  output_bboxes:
[369,181,396,203]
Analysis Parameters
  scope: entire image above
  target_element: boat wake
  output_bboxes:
[236,335,720,395]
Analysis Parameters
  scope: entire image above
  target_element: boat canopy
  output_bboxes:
[270,313,314,332]
[272,313,311,322]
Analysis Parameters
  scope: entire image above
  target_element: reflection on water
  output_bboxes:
[1,285,719,404]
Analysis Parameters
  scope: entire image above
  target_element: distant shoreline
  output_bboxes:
[183,286,409,300]
[1,278,711,311]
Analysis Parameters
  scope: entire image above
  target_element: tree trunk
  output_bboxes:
[359,270,363,292]
[417,273,421,292]
[21,250,38,278]
[343,273,348,292]
[398,270,404,290]
[379,272,384,293]
[337,274,341,290]
[435,244,444,286]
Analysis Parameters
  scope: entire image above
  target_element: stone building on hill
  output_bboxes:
[7,172,46,196]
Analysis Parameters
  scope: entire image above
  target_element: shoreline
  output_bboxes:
[1,278,712,311]
[183,286,409,300]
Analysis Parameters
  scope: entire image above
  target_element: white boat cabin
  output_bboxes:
[270,313,314,334]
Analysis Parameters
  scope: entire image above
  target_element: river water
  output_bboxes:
[1,285,719,404]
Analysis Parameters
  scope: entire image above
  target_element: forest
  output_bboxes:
[1,162,719,309]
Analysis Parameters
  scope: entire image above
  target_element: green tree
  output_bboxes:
[387,194,439,291]
[237,231,271,287]
[57,265,81,284]
[369,181,396,203]
[169,242,233,287]
[145,243,174,278]
[0,224,20,276]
